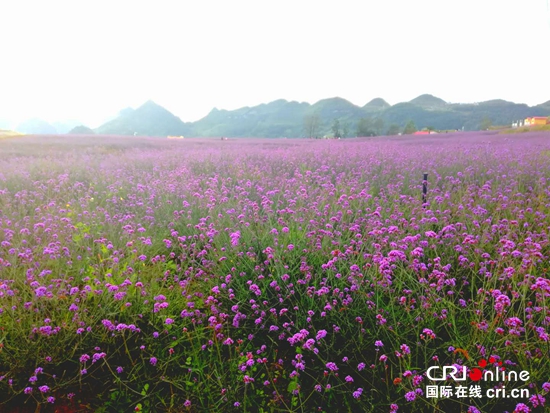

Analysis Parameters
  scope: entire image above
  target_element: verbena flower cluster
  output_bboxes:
[0,133,549,412]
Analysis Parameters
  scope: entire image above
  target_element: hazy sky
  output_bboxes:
[1,0,549,127]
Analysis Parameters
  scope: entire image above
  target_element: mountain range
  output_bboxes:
[12,95,550,137]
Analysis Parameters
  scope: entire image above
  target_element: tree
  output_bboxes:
[480,117,492,130]
[373,118,385,135]
[386,124,400,135]
[403,120,417,135]
[303,113,321,138]
[342,121,350,138]
[356,117,375,137]
[331,119,341,138]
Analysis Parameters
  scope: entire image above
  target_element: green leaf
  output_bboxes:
[287,379,298,393]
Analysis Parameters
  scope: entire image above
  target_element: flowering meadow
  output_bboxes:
[0,132,549,413]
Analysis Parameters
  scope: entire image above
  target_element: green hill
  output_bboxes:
[190,97,369,138]
[409,94,448,110]
[53,120,83,134]
[68,125,95,135]
[97,96,550,138]
[363,98,391,111]
[192,99,311,138]
[448,101,546,129]
[16,118,57,134]
[96,100,192,137]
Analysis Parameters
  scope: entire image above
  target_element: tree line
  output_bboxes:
[303,114,418,138]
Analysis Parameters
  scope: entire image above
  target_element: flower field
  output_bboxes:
[0,132,549,412]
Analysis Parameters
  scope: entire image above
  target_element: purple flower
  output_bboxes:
[249,283,262,296]
[352,387,363,399]
[230,231,240,246]
[357,362,366,371]
[39,385,50,393]
[150,357,158,366]
[165,318,174,325]
[92,352,106,363]
[326,362,338,371]
[405,391,416,402]
[116,366,124,374]
[316,330,327,340]
[513,403,530,413]
[529,394,545,408]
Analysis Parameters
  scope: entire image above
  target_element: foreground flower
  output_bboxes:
[326,362,338,371]
[513,403,530,413]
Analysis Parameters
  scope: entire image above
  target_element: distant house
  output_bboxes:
[413,131,431,135]
[524,117,549,126]
[167,135,185,139]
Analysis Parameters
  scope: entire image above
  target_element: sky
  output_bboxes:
[1,0,549,128]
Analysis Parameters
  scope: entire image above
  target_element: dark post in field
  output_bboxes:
[422,172,428,205]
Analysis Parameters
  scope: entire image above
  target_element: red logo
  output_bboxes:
[453,349,504,382]
[469,357,504,381]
